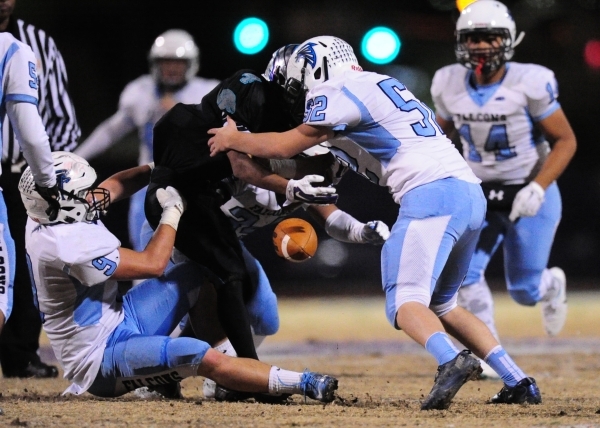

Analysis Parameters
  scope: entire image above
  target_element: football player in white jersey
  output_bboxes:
[75,29,219,251]
[430,0,576,345]
[208,35,543,408]
[0,33,59,335]
[20,151,338,401]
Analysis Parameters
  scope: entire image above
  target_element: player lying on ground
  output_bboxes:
[208,35,542,410]
[19,152,337,401]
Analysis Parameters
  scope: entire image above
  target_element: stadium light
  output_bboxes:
[234,17,269,55]
[361,27,401,65]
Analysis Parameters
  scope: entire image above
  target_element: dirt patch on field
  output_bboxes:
[1,353,599,427]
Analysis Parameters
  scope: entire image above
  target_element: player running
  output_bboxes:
[207,35,542,409]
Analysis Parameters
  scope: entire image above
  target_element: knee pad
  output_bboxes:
[430,293,458,318]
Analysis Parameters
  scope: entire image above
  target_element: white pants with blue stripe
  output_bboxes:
[88,262,210,397]
[383,178,487,327]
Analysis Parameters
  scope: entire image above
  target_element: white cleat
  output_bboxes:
[542,267,567,336]
[478,360,501,380]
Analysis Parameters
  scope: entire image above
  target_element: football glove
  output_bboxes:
[35,184,61,222]
[157,186,186,231]
[285,175,338,205]
[509,181,545,222]
[361,221,391,245]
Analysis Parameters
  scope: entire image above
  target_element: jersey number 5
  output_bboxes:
[378,78,442,137]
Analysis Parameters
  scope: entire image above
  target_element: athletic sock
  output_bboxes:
[484,345,526,387]
[425,331,460,365]
[214,339,237,357]
[268,366,302,395]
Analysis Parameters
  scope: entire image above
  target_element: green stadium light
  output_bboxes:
[361,27,401,65]
[234,17,269,55]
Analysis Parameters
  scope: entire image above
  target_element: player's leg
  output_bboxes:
[383,179,485,410]
[458,212,506,341]
[0,193,17,373]
[145,172,258,360]
[503,183,565,335]
[88,262,336,401]
[0,174,57,378]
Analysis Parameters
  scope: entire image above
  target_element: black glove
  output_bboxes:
[35,184,61,222]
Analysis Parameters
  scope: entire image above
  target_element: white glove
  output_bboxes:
[361,221,391,245]
[325,210,389,245]
[286,175,338,205]
[157,186,186,231]
[509,182,545,222]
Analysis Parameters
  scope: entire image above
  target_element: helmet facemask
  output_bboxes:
[456,29,513,77]
[263,44,306,126]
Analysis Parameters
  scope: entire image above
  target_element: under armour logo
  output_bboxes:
[488,190,504,201]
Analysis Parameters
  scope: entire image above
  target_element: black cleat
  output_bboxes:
[3,361,59,379]
[489,377,542,404]
[214,385,253,402]
[421,350,482,410]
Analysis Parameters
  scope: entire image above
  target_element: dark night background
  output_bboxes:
[13,0,600,295]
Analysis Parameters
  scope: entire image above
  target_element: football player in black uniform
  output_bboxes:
[145,45,335,361]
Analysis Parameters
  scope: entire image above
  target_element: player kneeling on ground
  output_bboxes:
[19,151,338,402]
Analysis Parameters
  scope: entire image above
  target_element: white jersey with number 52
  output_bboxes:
[303,70,478,204]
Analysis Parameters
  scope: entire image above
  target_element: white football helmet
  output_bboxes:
[149,29,200,87]
[19,152,110,224]
[285,36,362,104]
[455,0,525,75]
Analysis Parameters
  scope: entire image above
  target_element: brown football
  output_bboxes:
[272,218,318,262]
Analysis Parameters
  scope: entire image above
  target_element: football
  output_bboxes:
[273,218,318,262]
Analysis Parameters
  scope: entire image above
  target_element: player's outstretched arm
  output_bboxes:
[97,163,154,205]
[208,116,333,158]
[308,205,390,244]
[113,186,185,280]
[228,151,337,205]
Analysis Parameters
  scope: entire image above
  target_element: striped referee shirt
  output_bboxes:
[2,17,80,170]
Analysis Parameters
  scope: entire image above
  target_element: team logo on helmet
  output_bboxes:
[295,42,318,68]
[56,170,71,191]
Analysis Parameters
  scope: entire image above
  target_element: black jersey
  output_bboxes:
[152,69,293,191]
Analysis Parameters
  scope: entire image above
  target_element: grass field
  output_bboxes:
[1,291,599,427]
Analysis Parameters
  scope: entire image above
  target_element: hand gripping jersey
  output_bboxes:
[303,70,478,204]
[152,69,294,189]
[25,219,123,394]
[76,75,219,166]
[431,62,560,185]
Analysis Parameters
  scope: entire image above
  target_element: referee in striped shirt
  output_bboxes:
[0,0,80,378]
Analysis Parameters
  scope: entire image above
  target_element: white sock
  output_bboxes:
[457,279,499,341]
[268,366,302,395]
[214,339,237,357]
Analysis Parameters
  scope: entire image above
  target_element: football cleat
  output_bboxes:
[542,267,567,336]
[489,377,542,404]
[299,370,338,403]
[214,385,253,402]
[421,350,482,410]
